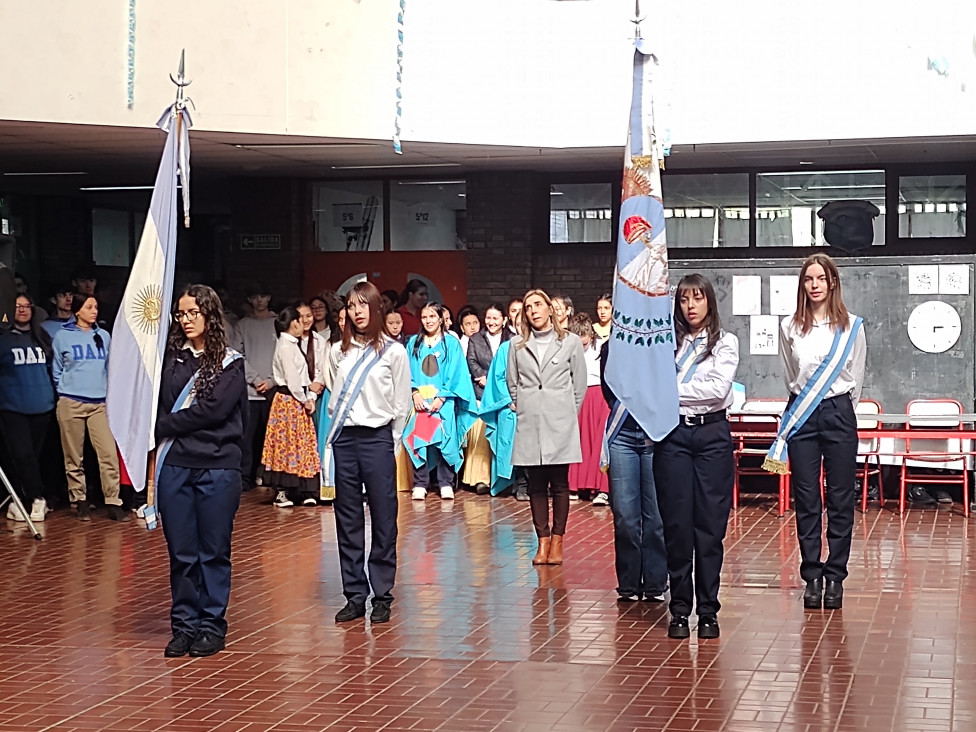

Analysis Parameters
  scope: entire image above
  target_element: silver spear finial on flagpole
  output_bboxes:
[631,1,645,40]
[169,49,194,111]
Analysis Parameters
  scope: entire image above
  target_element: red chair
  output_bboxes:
[731,399,790,517]
[898,399,969,515]
[856,399,883,511]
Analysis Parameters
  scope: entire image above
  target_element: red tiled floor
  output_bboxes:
[2,490,975,731]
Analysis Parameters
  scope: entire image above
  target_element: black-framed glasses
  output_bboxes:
[174,309,202,323]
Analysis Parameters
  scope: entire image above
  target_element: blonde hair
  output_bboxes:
[794,253,850,335]
[516,289,565,348]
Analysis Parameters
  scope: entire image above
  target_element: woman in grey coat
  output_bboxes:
[507,289,587,566]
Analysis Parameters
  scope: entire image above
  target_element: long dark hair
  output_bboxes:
[14,294,53,362]
[165,284,229,400]
[673,274,721,363]
[274,306,301,338]
[70,293,104,352]
[398,278,428,309]
[341,281,386,353]
[411,301,446,359]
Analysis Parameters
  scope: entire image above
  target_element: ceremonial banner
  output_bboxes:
[604,39,679,441]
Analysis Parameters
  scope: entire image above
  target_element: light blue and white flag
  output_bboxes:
[604,38,679,442]
[106,104,191,493]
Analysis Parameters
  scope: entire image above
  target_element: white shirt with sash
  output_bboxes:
[779,313,866,407]
[326,336,412,447]
[674,331,739,417]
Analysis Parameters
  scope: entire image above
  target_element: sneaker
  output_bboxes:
[697,615,720,639]
[642,592,666,603]
[164,631,195,658]
[592,493,609,506]
[617,594,640,603]
[335,600,366,623]
[29,499,49,522]
[77,502,92,521]
[668,615,691,639]
[935,490,953,504]
[370,601,392,624]
[412,487,427,501]
[107,505,132,522]
[440,486,455,500]
[134,504,148,518]
[188,632,225,658]
[568,492,580,501]
[273,491,294,508]
[6,503,26,521]
[302,497,318,507]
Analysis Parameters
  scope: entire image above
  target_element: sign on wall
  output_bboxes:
[241,234,281,251]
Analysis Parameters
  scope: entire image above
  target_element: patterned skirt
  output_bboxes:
[262,392,321,491]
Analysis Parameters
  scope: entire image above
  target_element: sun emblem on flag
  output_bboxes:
[133,284,164,335]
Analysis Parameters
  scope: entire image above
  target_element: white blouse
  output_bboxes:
[779,313,866,406]
[300,331,329,385]
[674,331,739,416]
[273,333,314,403]
[583,345,601,387]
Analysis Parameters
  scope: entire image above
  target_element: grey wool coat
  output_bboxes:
[507,330,588,466]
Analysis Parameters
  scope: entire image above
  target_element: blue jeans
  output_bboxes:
[608,421,668,597]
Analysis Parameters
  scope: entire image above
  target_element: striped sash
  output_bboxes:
[762,317,863,474]
[150,350,242,530]
[676,334,706,384]
[600,400,631,472]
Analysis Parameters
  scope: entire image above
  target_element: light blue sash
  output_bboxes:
[676,334,706,384]
[324,342,391,484]
[149,349,242,530]
[763,317,863,474]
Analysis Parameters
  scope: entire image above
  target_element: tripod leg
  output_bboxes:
[0,465,42,541]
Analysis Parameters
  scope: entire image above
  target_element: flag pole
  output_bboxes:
[169,49,192,228]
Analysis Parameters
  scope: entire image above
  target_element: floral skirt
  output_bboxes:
[262,393,321,489]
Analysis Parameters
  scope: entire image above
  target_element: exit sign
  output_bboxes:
[240,234,281,251]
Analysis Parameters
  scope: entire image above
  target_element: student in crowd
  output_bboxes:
[41,284,74,339]
[212,282,240,332]
[653,274,739,640]
[327,282,411,624]
[771,253,865,612]
[0,294,56,522]
[71,266,98,298]
[233,284,277,492]
[52,293,127,521]
[593,293,613,344]
[567,313,609,505]
[309,295,333,340]
[551,294,574,330]
[508,289,586,565]
[380,289,400,314]
[384,309,406,345]
[397,279,428,337]
[442,305,456,338]
[506,298,523,337]
[296,301,331,503]
[263,306,321,508]
[404,302,477,501]
[155,284,248,658]
[456,305,481,355]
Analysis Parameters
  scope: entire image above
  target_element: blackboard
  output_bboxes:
[670,255,975,413]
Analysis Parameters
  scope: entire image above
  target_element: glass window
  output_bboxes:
[899,175,966,238]
[390,180,466,250]
[312,181,383,252]
[757,170,886,247]
[92,208,131,266]
[662,173,749,248]
[549,183,612,244]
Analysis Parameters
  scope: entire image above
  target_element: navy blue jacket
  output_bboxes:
[155,350,248,471]
[0,327,57,415]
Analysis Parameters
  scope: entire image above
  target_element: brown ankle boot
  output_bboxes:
[532,537,551,565]
[548,535,564,565]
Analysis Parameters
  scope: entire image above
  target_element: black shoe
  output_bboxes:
[935,490,953,504]
[866,484,880,501]
[164,631,195,657]
[907,486,937,506]
[335,601,366,623]
[514,490,530,502]
[697,615,720,639]
[188,632,225,657]
[106,505,132,522]
[667,615,691,639]
[474,482,490,495]
[803,578,823,609]
[77,502,91,521]
[370,601,392,624]
[823,580,843,610]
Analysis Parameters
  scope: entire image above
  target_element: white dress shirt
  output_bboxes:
[272,333,314,403]
[486,331,502,357]
[326,336,412,446]
[583,344,601,387]
[674,330,739,416]
[779,313,866,406]
[300,330,329,384]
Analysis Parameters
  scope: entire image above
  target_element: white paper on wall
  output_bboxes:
[908,265,939,294]
[769,276,799,315]
[750,314,780,355]
[732,275,762,315]
[938,264,970,295]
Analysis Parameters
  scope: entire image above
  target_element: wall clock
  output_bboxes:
[907,301,961,354]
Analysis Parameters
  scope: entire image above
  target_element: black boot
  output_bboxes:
[803,578,823,609]
[823,580,843,610]
[907,485,936,506]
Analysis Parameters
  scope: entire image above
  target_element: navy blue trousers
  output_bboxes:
[333,424,398,605]
[158,465,241,638]
[787,394,858,583]
[654,419,734,617]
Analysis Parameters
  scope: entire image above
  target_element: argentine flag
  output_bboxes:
[106,104,191,493]
[604,39,679,442]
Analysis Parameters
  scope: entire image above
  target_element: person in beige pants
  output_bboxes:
[50,294,128,522]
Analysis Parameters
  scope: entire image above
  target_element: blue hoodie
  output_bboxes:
[0,327,57,414]
[52,323,111,402]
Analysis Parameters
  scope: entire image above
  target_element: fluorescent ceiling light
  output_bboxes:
[396,180,465,186]
[3,171,86,176]
[234,143,377,150]
[80,185,182,191]
[331,163,460,170]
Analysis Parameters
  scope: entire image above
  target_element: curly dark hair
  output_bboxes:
[165,284,229,400]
